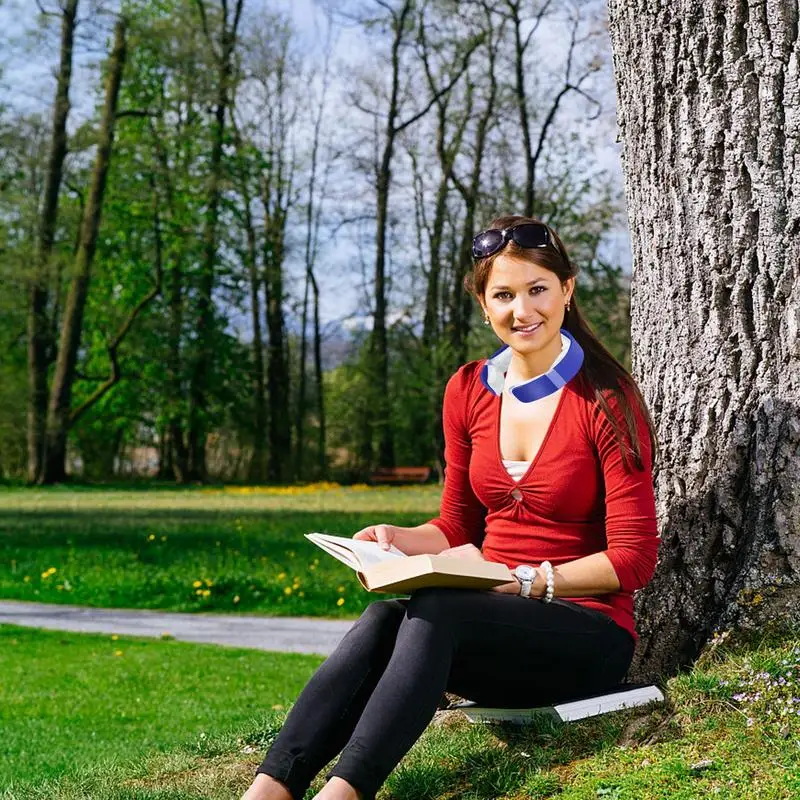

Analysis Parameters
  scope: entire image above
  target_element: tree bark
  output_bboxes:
[608,0,800,680]
[40,19,127,483]
[27,0,78,483]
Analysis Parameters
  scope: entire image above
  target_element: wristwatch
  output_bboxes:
[514,564,536,598]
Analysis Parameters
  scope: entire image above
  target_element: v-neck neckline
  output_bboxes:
[495,385,567,486]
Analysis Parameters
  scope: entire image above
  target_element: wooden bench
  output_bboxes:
[450,683,665,724]
[369,466,432,485]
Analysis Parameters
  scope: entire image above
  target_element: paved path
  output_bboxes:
[0,600,353,656]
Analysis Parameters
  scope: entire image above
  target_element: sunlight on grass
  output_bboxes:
[0,485,441,617]
[8,631,798,799]
[0,625,322,793]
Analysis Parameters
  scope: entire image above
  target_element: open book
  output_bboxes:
[305,532,513,594]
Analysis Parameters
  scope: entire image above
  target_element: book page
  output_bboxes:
[305,532,406,571]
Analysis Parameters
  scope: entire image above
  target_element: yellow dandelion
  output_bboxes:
[196,589,203,595]
[336,597,345,607]
[202,589,211,598]
[337,586,345,593]
[205,579,213,587]
[277,572,287,580]
[23,576,30,583]
[114,650,123,657]
[111,634,119,641]
[147,534,155,541]
[193,580,203,588]
[233,595,240,604]
[284,586,293,595]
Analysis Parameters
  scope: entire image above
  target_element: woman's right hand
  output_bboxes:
[353,523,402,551]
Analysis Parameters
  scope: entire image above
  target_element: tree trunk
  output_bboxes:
[246,197,267,484]
[608,0,800,680]
[311,271,326,479]
[187,0,244,482]
[40,20,127,484]
[27,0,78,483]
[264,211,291,483]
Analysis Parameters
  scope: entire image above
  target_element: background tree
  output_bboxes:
[27,0,78,484]
[41,18,129,483]
[187,0,245,481]
[608,0,800,680]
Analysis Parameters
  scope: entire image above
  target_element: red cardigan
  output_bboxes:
[426,360,659,642]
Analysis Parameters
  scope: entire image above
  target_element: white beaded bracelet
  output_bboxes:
[540,561,555,603]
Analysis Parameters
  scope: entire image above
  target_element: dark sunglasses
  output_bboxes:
[471,222,551,259]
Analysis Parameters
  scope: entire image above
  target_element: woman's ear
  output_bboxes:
[563,277,576,305]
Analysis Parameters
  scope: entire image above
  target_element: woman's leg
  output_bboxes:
[249,599,407,800]
[327,588,634,799]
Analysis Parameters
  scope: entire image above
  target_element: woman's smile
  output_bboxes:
[512,322,543,336]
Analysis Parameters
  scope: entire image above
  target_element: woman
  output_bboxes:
[242,215,659,800]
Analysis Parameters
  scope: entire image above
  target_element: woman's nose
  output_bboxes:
[513,293,538,319]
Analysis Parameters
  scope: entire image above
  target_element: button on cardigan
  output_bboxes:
[426,359,660,642]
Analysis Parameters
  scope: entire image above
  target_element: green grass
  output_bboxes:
[0,485,441,617]
[0,624,323,792]
[6,628,799,799]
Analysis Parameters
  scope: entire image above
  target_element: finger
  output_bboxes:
[352,527,376,541]
[374,524,392,550]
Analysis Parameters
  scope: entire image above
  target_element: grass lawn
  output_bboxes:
[0,624,323,792]
[4,625,799,799]
[0,484,441,617]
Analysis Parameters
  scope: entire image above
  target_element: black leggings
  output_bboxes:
[257,588,635,799]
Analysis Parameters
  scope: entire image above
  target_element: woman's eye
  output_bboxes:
[530,286,545,295]
[494,292,512,300]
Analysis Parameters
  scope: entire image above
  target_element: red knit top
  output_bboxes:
[426,359,659,642]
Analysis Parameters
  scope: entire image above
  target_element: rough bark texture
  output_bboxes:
[608,0,800,680]
[41,20,127,483]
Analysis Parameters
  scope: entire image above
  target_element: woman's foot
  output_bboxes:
[313,776,363,800]
[241,772,293,800]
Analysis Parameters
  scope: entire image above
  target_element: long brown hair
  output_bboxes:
[466,215,657,471]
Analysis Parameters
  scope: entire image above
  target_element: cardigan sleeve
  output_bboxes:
[426,364,487,548]
[592,387,660,592]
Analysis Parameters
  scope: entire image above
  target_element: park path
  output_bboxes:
[0,600,353,656]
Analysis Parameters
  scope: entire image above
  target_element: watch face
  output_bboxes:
[515,565,535,581]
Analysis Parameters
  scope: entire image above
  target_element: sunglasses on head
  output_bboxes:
[471,222,551,260]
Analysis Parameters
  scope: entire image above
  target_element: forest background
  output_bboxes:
[0,0,633,486]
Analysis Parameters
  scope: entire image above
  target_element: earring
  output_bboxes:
[483,314,490,326]
[565,300,571,312]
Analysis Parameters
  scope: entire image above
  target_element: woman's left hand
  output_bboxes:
[438,543,486,561]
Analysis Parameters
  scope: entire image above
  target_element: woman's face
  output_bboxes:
[480,253,574,357]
